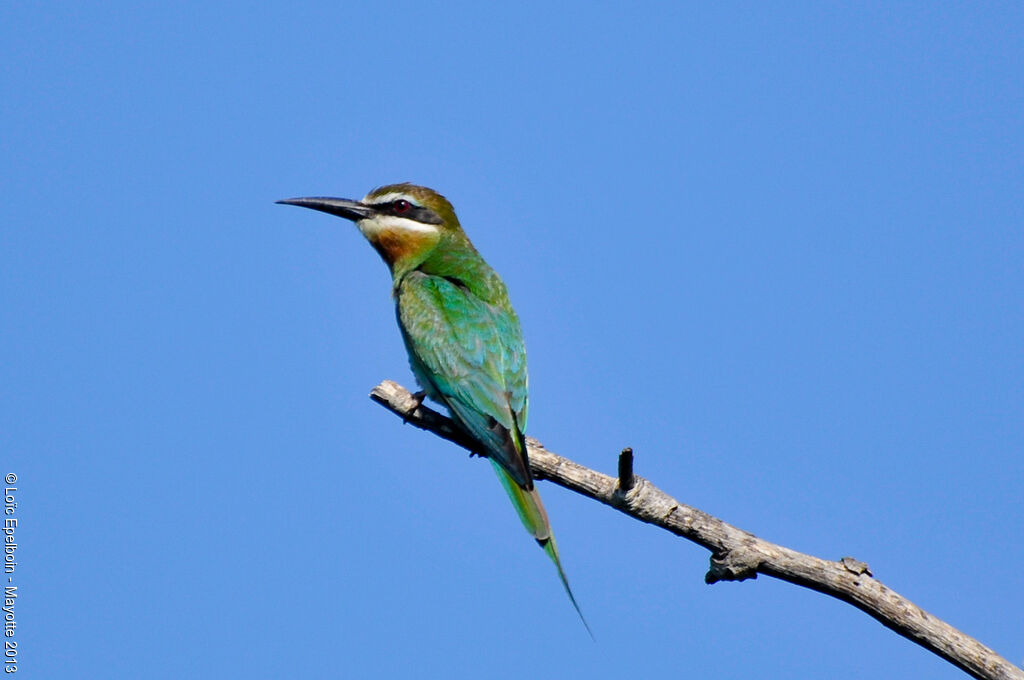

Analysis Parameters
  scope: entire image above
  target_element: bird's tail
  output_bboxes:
[491,461,593,638]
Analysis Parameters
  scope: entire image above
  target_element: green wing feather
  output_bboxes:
[396,270,589,634]
[397,271,530,487]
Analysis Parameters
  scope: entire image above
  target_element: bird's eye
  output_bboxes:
[393,199,411,214]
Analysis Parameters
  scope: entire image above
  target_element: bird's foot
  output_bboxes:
[402,391,427,423]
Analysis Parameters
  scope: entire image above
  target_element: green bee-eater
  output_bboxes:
[278,183,588,632]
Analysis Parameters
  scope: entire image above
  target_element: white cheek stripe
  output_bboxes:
[357,215,439,237]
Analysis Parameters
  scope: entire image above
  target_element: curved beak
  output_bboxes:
[276,196,373,222]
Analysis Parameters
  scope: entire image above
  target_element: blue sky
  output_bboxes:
[3,3,1022,678]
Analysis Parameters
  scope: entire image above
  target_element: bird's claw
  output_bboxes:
[402,390,428,423]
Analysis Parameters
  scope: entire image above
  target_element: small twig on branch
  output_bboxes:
[369,379,1023,680]
[617,447,634,492]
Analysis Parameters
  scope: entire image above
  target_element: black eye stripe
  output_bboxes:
[375,200,444,225]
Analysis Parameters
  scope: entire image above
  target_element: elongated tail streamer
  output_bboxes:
[491,461,593,638]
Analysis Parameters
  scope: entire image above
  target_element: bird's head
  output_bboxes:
[277,183,463,276]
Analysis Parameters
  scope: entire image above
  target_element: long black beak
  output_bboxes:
[275,197,373,222]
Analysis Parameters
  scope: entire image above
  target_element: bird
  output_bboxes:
[277,183,589,633]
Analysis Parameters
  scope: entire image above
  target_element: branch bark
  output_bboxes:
[370,379,1022,680]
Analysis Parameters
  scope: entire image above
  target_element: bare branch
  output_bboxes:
[370,379,1023,680]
